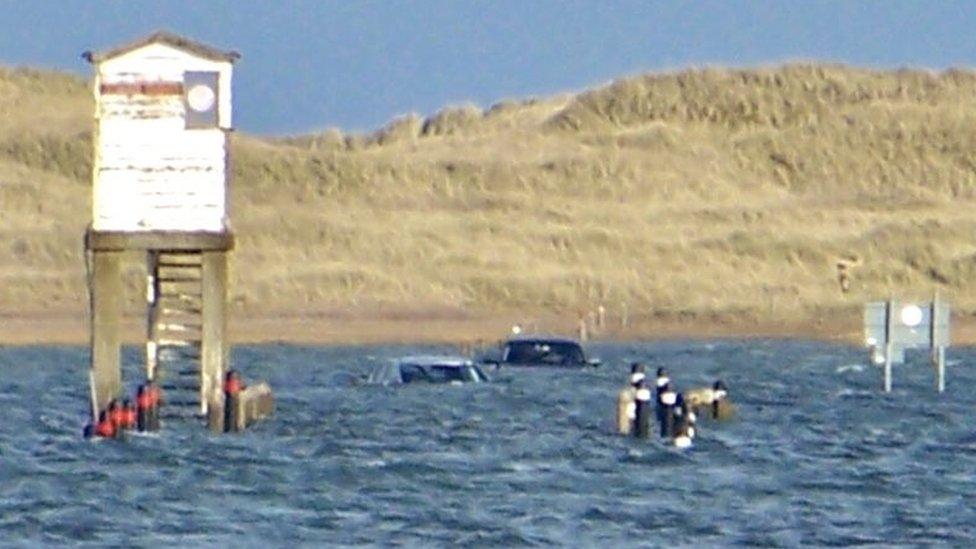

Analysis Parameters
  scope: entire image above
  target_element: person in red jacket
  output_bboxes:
[94,410,116,438]
[146,381,162,431]
[107,400,125,439]
[223,370,245,432]
[121,399,137,430]
[136,384,152,432]
[224,370,245,395]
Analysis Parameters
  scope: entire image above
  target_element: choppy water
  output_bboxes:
[2,340,976,546]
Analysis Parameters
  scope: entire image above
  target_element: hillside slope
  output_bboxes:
[2,64,976,338]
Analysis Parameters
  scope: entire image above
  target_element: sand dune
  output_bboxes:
[2,64,975,343]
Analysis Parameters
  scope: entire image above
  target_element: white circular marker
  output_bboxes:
[900,304,923,327]
[187,84,216,112]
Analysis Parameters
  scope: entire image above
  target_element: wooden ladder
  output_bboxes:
[147,251,205,417]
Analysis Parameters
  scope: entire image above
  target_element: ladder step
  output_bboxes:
[158,379,198,389]
[157,338,202,347]
[156,300,203,317]
[156,321,201,330]
[157,254,202,264]
[157,262,202,270]
[161,384,198,393]
[158,308,203,318]
[161,401,200,410]
[157,339,201,348]
[157,290,201,297]
[156,327,203,339]
[159,282,202,291]
[156,261,203,274]
[157,294,202,303]
[158,354,201,362]
[155,314,201,325]
[160,411,202,420]
[160,379,198,388]
[161,395,198,403]
[156,276,202,283]
[155,324,201,339]
[156,340,200,362]
[156,262,202,270]
[157,334,203,344]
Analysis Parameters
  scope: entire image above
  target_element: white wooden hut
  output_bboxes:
[84,31,239,232]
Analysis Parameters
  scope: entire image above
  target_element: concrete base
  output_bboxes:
[230,382,275,432]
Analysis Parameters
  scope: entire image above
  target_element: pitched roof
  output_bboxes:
[82,31,240,64]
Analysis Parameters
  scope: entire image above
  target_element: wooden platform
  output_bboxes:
[85,229,234,252]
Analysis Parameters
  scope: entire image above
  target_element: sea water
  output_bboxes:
[1,340,975,546]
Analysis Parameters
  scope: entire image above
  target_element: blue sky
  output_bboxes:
[1,1,973,134]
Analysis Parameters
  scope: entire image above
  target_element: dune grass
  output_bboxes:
[3,63,976,328]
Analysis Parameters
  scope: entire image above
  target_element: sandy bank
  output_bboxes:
[0,308,926,348]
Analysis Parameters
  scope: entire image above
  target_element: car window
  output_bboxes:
[428,365,466,382]
[399,364,428,383]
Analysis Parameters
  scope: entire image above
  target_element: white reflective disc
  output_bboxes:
[900,304,923,327]
[187,84,216,112]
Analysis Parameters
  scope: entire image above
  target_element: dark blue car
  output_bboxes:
[484,336,601,368]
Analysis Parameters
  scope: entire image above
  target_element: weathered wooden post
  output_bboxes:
[83,32,239,431]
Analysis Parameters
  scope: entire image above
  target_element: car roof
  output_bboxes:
[395,355,474,368]
[504,335,582,346]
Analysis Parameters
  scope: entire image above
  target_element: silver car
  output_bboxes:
[367,355,491,385]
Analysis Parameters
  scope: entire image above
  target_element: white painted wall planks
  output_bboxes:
[90,38,235,232]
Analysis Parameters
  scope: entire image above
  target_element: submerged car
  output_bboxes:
[367,355,490,386]
[483,336,601,368]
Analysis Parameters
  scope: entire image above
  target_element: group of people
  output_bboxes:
[84,381,162,439]
[83,369,251,439]
[616,362,732,448]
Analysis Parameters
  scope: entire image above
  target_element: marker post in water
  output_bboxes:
[864,293,949,393]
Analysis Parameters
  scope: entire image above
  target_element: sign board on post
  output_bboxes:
[863,297,949,393]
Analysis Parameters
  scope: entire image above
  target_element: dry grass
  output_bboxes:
[4,64,976,328]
